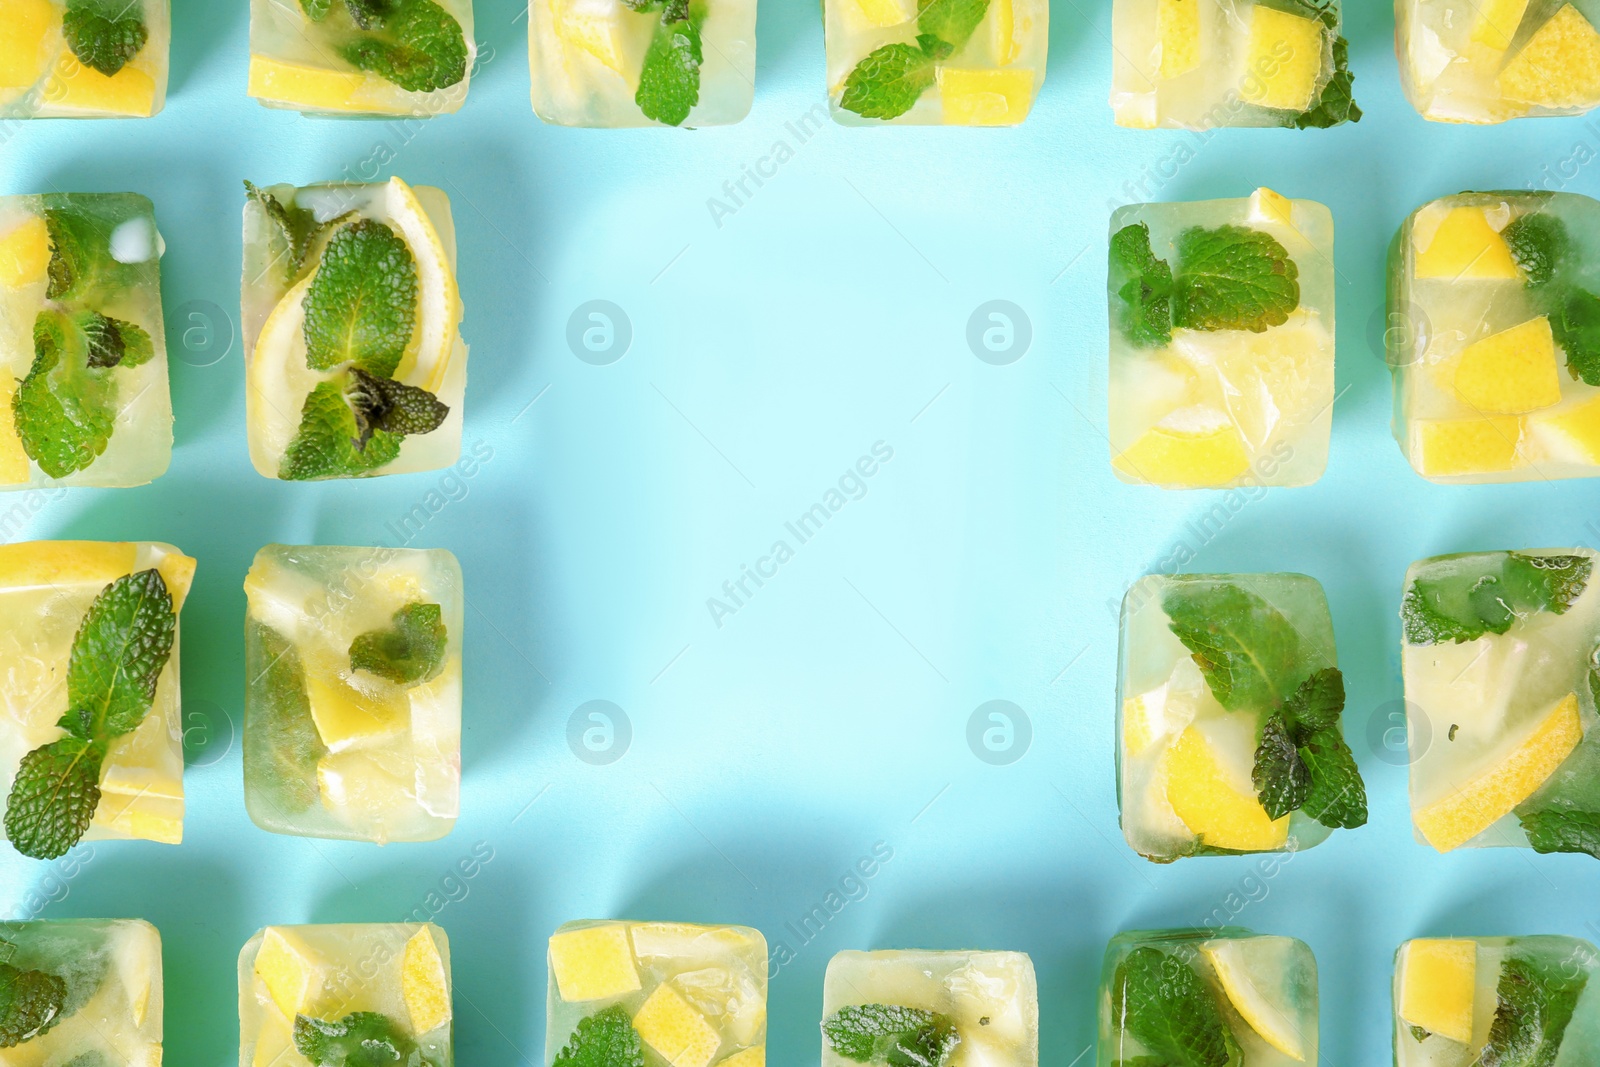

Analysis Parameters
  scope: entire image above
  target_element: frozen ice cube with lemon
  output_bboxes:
[1393,935,1599,1065]
[1117,572,1367,862]
[1397,0,1600,123]
[239,923,453,1067]
[0,541,193,859]
[529,0,756,126]
[1401,548,1600,857]
[243,544,463,844]
[824,0,1046,125]
[1110,0,1358,128]
[820,949,1038,1067]
[1099,928,1316,1067]
[1109,189,1335,489]
[546,920,768,1067]
[0,0,169,118]
[0,192,172,490]
[248,0,473,116]
[242,178,467,481]
[0,918,163,1065]
[1388,191,1600,483]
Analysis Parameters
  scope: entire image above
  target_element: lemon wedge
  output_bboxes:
[247,276,323,477]
[402,926,453,1034]
[384,177,462,394]
[1202,938,1309,1060]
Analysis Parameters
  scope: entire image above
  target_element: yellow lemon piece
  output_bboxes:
[0,215,49,289]
[1413,416,1525,477]
[1531,393,1600,463]
[307,674,409,750]
[1122,692,1164,757]
[385,177,462,393]
[1166,726,1290,851]
[0,0,54,90]
[551,0,641,75]
[1397,939,1476,1044]
[50,55,157,116]
[989,0,1019,65]
[0,380,31,486]
[716,1049,764,1067]
[254,927,321,1019]
[1472,0,1531,49]
[1415,693,1583,852]
[248,56,400,114]
[845,0,917,28]
[633,983,722,1067]
[1248,187,1295,228]
[97,762,184,845]
[402,926,453,1035]
[549,924,641,1002]
[1201,938,1307,1060]
[146,546,198,611]
[1451,317,1561,414]
[1414,206,1521,279]
[0,541,139,587]
[252,1011,297,1067]
[1113,408,1251,488]
[1499,4,1600,110]
[1158,0,1202,78]
[247,275,321,475]
[1242,6,1325,112]
[937,67,1035,126]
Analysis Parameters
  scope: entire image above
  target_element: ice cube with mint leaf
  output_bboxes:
[243,544,462,844]
[529,0,754,127]
[0,0,169,118]
[248,0,474,116]
[1100,928,1317,1067]
[826,0,1047,125]
[241,179,467,482]
[821,950,1037,1067]
[1108,189,1335,489]
[1112,0,1359,129]
[1401,547,1600,857]
[1117,572,1366,864]
[0,919,162,1064]
[1389,191,1600,483]
[0,193,172,489]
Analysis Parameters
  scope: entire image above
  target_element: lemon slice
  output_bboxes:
[383,177,461,394]
[1202,938,1309,1060]
[247,276,324,476]
[402,926,453,1034]
[248,56,405,115]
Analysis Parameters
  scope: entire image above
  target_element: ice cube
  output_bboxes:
[1388,191,1600,483]
[1108,190,1335,489]
[0,194,172,490]
[1099,928,1317,1067]
[1111,0,1357,129]
[243,545,463,844]
[1118,572,1363,862]
[248,0,474,116]
[821,950,1039,1067]
[0,0,169,119]
[529,0,756,126]
[1401,548,1600,854]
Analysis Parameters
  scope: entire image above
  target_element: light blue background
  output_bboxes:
[3,0,1600,1063]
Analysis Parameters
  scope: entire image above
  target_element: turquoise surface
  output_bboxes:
[3,1,1600,1064]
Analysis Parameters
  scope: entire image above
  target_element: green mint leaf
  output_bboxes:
[1404,554,1593,645]
[303,219,418,377]
[1503,553,1592,614]
[1253,711,1310,820]
[279,377,404,481]
[553,1004,644,1067]
[293,1011,418,1067]
[1298,727,1367,829]
[342,0,470,93]
[1161,581,1302,713]
[344,0,402,29]
[1481,954,1587,1067]
[1112,1060,1173,1067]
[66,570,176,741]
[917,0,989,51]
[0,960,68,1047]
[1282,667,1345,735]
[13,311,117,479]
[1293,20,1360,129]
[299,0,334,19]
[1549,284,1600,386]
[1109,222,1175,349]
[839,41,938,120]
[1111,947,1240,1067]
[245,620,327,817]
[349,602,447,684]
[43,208,108,303]
[3,738,105,861]
[74,311,149,370]
[821,1005,959,1067]
[346,368,449,449]
[62,1,148,77]
[1519,808,1600,860]
[245,181,352,285]
[635,5,702,127]
[1503,212,1569,288]
[1173,225,1300,333]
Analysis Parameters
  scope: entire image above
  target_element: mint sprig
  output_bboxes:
[1250,668,1367,828]
[341,0,470,93]
[821,1004,960,1066]
[635,0,703,127]
[1109,223,1175,349]
[4,570,176,860]
[62,0,148,77]
[349,602,447,684]
[303,219,419,377]
[839,0,990,120]
[13,311,117,479]
[1480,955,1586,1067]
[0,958,69,1048]
[1111,947,1240,1067]
[1291,3,1360,128]
[554,1004,644,1067]
[245,181,354,285]
[1161,581,1303,713]
[1109,224,1300,346]
[293,1011,418,1067]
[279,377,405,481]
[1403,553,1593,645]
